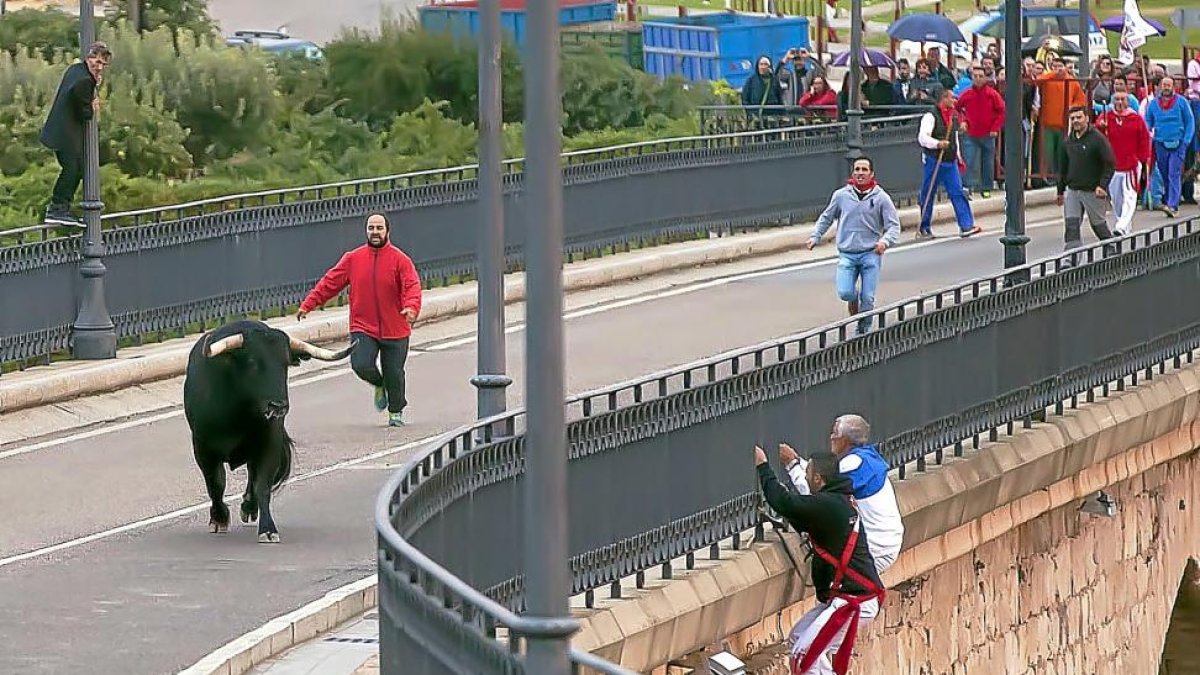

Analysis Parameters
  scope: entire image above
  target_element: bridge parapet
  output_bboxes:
[567,349,1200,672]
[375,217,1200,673]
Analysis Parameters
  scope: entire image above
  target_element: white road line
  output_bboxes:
[0,216,1063,464]
[0,435,436,569]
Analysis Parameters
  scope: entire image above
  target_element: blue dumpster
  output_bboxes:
[419,0,617,48]
[642,13,810,89]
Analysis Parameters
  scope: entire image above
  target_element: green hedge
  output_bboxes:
[0,7,714,230]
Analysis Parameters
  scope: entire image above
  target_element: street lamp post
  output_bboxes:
[845,0,865,163]
[1078,0,1090,77]
[1000,0,1029,284]
[521,1,574,673]
[471,0,512,423]
[71,0,117,360]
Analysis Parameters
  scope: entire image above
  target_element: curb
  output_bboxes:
[177,575,379,675]
[0,188,1055,415]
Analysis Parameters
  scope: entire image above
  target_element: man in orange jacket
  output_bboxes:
[297,213,423,426]
[1036,58,1087,178]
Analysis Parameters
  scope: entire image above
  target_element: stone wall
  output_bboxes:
[851,449,1200,675]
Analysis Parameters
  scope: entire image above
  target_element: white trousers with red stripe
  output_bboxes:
[789,597,880,675]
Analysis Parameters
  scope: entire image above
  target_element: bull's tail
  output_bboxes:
[271,429,295,493]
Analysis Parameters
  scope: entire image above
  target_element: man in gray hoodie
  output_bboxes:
[807,157,901,335]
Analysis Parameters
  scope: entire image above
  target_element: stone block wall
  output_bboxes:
[851,449,1200,675]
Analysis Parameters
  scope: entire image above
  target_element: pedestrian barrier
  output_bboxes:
[375,216,1200,673]
[0,114,923,372]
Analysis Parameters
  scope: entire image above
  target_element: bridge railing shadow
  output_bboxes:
[375,216,1200,673]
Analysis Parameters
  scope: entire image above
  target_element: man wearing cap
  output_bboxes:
[298,213,423,427]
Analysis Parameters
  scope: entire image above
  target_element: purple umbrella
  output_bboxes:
[1099,15,1167,36]
[831,48,898,69]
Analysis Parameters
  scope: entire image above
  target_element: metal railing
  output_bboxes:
[375,216,1200,672]
[1,114,927,371]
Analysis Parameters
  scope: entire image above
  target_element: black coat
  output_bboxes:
[40,62,96,152]
[758,461,883,603]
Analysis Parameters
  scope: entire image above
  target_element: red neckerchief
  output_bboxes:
[1158,93,1178,111]
[790,506,886,675]
[846,177,877,193]
[938,103,954,129]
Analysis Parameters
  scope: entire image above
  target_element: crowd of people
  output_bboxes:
[742,45,1200,220]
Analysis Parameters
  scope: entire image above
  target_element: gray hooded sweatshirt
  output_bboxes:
[809,183,901,253]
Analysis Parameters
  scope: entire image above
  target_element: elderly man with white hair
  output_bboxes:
[782,414,905,573]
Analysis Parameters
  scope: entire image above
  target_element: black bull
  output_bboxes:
[183,319,356,543]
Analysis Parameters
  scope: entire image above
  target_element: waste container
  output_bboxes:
[642,13,810,89]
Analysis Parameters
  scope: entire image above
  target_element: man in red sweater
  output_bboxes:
[957,65,1006,197]
[1096,91,1152,235]
[297,213,423,426]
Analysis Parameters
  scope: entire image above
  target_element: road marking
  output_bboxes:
[0,435,436,569]
[0,216,1063,464]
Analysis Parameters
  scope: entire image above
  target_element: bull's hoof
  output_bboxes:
[240,504,258,524]
[257,532,281,544]
[209,520,229,534]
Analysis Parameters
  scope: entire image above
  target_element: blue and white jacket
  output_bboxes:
[789,443,905,571]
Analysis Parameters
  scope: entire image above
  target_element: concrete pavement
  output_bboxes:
[0,202,1077,675]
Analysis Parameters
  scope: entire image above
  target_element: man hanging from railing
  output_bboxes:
[754,445,885,675]
[779,414,904,575]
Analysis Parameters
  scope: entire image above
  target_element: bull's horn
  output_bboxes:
[205,333,245,357]
[289,336,356,361]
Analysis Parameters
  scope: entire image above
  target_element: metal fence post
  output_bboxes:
[472,0,512,423]
[1078,0,1090,78]
[71,0,117,360]
[1001,0,1030,285]
[522,1,573,673]
[845,0,865,164]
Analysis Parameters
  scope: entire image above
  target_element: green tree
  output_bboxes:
[0,8,77,61]
[107,0,218,40]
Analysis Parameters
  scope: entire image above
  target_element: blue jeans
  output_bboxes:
[919,155,975,233]
[961,135,996,192]
[1154,142,1187,210]
[836,250,881,335]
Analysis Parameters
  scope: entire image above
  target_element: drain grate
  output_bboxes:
[322,636,379,645]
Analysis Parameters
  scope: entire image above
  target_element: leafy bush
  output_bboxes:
[0,7,718,229]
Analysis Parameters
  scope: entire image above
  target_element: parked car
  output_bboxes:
[225,29,324,60]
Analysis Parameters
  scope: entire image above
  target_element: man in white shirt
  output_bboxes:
[781,414,905,574]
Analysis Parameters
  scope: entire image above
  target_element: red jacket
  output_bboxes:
[1097,110,1151,172]
[956,84,1006,138]
[300,243,423,340]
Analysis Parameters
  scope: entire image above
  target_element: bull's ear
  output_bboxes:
[288,349,311,366]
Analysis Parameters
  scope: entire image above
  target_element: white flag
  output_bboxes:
[1118,0,1159,65]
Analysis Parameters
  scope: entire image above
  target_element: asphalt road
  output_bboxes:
[0,209,1072,675]
[207,0,425,45]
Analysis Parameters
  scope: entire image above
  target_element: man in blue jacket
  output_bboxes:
[1144,76,1196,217]
[807,156,901,336]
[783,413,904,574]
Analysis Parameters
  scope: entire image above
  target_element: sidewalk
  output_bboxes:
[248,611,379,675]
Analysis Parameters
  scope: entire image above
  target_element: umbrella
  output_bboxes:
[831,48,897,69]
[886,13,967,45]
[1020,34,1083,58]
[1099,15,1167,36]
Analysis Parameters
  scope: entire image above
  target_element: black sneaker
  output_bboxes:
[44,209,83,227]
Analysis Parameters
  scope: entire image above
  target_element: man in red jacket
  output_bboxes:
[1096,91,1152,236]
[297,214,423,426]
[956,65,1006,198]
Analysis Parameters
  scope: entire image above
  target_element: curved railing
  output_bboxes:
[375,217,1200,672]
